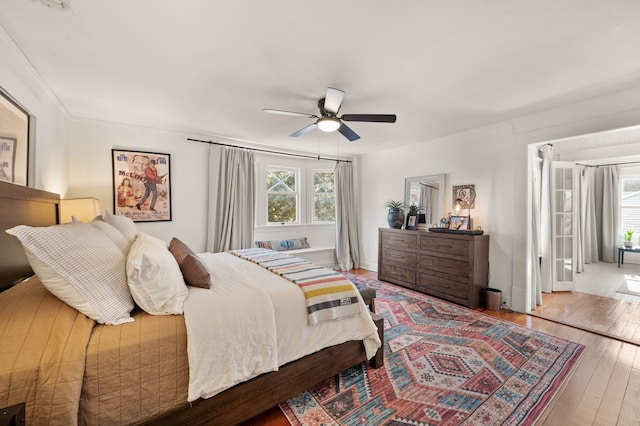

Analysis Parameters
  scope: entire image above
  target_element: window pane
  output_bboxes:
[313,171,335,222]
[622,178,640,207]
[267,194,296,223]
[266,170,296,192]
[314,194,335,222]
[621,178,640,242]
[314,172,335,193]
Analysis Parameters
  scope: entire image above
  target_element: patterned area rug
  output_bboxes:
[281,274,585,425]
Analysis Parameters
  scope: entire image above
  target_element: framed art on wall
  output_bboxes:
[112,149,171,222]
[0,87,30,185]
[452,184,475,209]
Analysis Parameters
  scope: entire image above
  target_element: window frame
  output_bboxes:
[311,168,336,224]
[265,165,300,225]
[620,173,640,243]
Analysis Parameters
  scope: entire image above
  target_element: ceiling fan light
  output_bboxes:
[317,117,341,132]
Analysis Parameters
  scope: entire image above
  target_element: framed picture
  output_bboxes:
[0,87,30,185]
[452,184,475,209]
[405,214,418,230]
[112,149,171,222]
[449,215,469,230]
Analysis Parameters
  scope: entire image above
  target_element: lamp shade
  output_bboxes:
[59,198,101,224]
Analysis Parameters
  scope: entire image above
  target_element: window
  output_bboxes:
[266,167,298,224]
[621,177,640,238]
[313,171,335,223]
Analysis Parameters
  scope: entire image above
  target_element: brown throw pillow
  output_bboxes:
[169,237,212,289]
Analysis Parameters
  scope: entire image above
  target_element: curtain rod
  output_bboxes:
[187,138,352,163]
[576,160,640,168]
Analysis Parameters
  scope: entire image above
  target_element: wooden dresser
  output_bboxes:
[378,228,489,308]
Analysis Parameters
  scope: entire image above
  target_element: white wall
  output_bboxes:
[359,84,640,312]
[0,26,70,194]
[67,119,211,249]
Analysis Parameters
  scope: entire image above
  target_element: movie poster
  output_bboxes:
[112,149,171,222]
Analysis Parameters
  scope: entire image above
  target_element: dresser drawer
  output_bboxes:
[419,256,469,280]
[418,273,468,301]
[381,231,418,250]
[380,264,416,285]
[381,249,416,268]
[419,234,469,257]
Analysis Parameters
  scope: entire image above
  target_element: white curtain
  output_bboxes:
[596,165,620,263]
[334,161,361,271]
[206,145,255,253]
[539,145,554,293]
[576,166,599,272]
[530,161,543,309]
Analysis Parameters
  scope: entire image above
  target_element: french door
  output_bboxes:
[551,162,576,291]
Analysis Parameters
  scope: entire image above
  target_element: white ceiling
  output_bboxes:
[2,0,640,156]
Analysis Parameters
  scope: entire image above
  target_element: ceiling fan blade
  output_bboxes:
[263,108,317,119]
[323,87,345,115]
[341,114,397,123]
[290,123,318,137]
[338,123,360,141]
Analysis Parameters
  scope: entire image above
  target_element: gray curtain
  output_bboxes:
[596,165,620,263]
[539,145,554,293]
[334,161,360,271]
[207,145,255,252]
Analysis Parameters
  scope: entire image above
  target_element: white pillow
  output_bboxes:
[72,215,133,255]
[87,217,131,255]
[6,223,134,325]
[126,233,188,315]
[104,210,137,245]
[23,247,102,321]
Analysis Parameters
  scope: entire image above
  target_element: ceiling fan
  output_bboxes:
[263,87,397,141]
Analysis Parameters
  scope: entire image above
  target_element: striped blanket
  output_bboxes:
[231,248,362,325]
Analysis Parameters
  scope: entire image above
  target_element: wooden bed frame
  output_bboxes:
[0,180,383,425]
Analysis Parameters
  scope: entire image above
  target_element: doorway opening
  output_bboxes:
[527,127,640,343]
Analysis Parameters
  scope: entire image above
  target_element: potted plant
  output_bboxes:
[384,200,406,229]
[624,229,634,248]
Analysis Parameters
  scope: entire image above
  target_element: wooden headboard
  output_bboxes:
[0,180,60,292]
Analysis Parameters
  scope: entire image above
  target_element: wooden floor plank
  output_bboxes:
[593,343,636,425]
[617,346,640,425]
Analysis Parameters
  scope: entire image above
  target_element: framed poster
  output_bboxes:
[0,87,30,185]
[112,149,171,222]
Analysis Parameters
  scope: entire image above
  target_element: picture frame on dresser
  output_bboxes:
[449,215,468,230]
[405,214,418,230]
[0,87,30,186]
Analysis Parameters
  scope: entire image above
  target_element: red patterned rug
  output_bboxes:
[281,274,585,425]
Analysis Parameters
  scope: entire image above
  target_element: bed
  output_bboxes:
[0,180,383,425]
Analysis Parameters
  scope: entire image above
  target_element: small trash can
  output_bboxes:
[485,288,502,311]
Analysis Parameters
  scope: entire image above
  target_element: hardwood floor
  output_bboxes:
[242,268,640,426]
[531,261,640,346]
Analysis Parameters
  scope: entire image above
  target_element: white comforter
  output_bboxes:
[183,252,381,402]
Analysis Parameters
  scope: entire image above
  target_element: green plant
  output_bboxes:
[625,229,634,242]
[383,200,405,211]
[408,203,423,214]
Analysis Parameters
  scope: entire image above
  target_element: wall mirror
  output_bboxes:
[405,174,446,226]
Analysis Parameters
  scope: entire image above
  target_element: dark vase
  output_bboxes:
[387,209,405,229]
